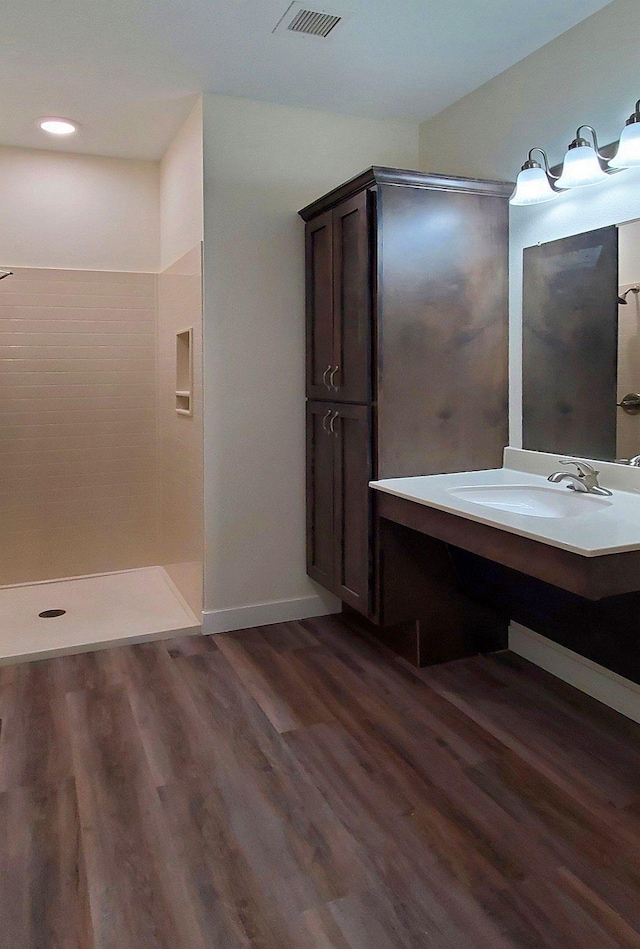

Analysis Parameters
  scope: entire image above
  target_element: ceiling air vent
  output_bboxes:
[273,2,344,38]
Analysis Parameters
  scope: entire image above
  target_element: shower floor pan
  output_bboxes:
[0,566,201,664]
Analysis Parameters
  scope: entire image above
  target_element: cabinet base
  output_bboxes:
[340,517,508,667]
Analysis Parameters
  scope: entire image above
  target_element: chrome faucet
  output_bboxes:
[547,460,613,496]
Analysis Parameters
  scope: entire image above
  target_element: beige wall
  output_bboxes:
[418,0,640,182]
[201,93,419,625]
[159,100,204,271]
[0,267,158,584]
[0,146,159,272]
[157,245,203,614]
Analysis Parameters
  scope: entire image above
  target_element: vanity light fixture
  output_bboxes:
[555,126,612,189]
[38,117,79,136]
[609,99,640,169]
[510,148,561,206]
[512,97,640,206]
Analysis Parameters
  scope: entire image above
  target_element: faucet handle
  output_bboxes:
[560,460,599,478]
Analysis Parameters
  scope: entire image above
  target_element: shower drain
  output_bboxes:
[38,609,66,618]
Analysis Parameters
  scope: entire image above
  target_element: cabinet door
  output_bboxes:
[305,211,335,399]
[333,403,371,612]
[332,191,371,403]
[306,401,336,590]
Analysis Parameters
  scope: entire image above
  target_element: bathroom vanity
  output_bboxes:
[373,450,640,600]
[370,448,640,675]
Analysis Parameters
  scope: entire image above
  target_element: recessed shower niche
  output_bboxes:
[176,326,194,415]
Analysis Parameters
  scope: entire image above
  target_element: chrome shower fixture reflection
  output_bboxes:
[618,286,640,304]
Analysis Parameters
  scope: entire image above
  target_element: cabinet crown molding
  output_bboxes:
[298,166,513,220]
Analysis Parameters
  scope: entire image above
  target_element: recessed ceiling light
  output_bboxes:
[38,118,79,136]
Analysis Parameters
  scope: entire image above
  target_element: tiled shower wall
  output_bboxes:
[157,246,203,615]
[0,268,159,585]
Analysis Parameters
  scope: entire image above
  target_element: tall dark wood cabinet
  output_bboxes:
[300,167,512,649]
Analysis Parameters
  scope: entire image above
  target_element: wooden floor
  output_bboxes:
[2,614,640,948]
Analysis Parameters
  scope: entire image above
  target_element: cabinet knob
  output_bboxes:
[329,365,340,391]
[322,409,332,433]
[329,410,339,436]
[322,365,332,390]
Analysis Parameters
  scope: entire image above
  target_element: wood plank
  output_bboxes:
[216,626,335,733]
[0,658,73,791]
[0,779,94,949]
[168,644,373,900]
[67,683,206,949]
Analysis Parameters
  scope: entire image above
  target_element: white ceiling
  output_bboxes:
[0,0,614,161]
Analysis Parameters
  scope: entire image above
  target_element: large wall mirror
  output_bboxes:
[522,219,640,463]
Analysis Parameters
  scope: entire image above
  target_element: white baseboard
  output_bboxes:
[509,622,640,725]
[202,591,341,635]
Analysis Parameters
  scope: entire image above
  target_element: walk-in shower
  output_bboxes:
[0,251,204,663]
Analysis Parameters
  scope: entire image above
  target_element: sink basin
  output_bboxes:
[448,484,613,519]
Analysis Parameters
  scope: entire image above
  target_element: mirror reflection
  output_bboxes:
[522,220,640,463]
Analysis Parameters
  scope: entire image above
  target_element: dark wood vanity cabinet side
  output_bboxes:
[306,400,372,611]
[375,182,510,479]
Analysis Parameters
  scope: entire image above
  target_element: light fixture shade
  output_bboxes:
[609,121,640,169]
[556,144,608,188]
[509,166,558,206]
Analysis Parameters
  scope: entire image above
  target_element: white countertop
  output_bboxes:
[370,449,640,557]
